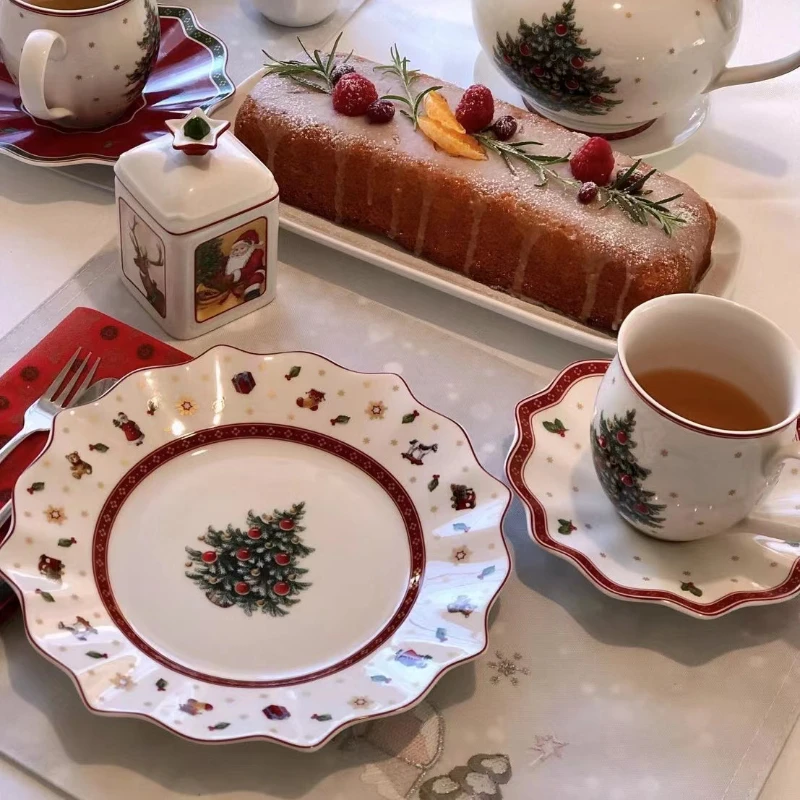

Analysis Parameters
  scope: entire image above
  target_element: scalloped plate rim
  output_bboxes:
[505,358,800,619]
[0,345,512,748]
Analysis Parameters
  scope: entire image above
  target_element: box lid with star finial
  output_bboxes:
[114,107,278,235]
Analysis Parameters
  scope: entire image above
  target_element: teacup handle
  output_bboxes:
[709,47,800,91]
[764,443,800,476]
[18,29,72,122]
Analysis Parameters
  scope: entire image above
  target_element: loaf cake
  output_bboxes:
[235,54,716,331]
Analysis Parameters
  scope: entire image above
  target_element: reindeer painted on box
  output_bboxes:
[129,217,166,318]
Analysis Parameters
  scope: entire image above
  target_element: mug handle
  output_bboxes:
[18,29,72,122]
[709,47,800,91]
[764,443,800,476]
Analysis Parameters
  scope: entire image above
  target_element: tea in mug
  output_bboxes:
[635,368,772,432]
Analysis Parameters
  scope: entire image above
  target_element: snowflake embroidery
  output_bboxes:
[365,400,387,420]
[44,506,67,525]
[529,734,568,764]
[451,546,472,564]
[110,672,136,691]
[349,696,372,709]
[487,650,530,686]
[176,398,197,416]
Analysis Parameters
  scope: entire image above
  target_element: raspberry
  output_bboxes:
[366,100,395,124]
[332,73,378,117]
[492,115,518,141]
[330,63,356,85]
[455,84,494,133]
[569,136,615,186]
[577,182,598,204]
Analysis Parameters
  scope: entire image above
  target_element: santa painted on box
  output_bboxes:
[225,230,266,302]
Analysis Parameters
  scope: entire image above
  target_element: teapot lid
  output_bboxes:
[114,108,278,235]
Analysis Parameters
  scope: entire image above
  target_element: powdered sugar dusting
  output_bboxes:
[240,56,714,323]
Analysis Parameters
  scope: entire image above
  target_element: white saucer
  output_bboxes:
[506,360,800,619]
[474,50,709,160]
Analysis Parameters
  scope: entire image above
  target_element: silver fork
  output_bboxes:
[0,348,100,467]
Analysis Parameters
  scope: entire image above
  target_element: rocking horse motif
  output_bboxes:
[402,440,439,466]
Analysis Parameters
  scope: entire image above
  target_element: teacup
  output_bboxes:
[592,294,800,542]
[0,0,160,129]
[472,0,800,137]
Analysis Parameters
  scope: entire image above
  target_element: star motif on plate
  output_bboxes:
[44,506,66,525]
[176,398,197,416]
[110,672,136,691]
[337,390,345,397]
[451,545,472,564]
[365,400,387,420]
[349,696,372,709]
[529,734,568,764]
[166,108,230,155]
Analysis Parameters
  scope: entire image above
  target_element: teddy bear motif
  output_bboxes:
[65,451,93,480]
[296,389,326,411]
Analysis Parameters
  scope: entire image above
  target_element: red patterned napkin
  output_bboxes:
[0,308,189,624]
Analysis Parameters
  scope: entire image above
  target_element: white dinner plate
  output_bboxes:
[0,347,510,748]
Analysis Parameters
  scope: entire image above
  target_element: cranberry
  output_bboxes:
[492,115,518,141]
[330,63,356,85]
[578,182,599,204]
[366,100,395,124]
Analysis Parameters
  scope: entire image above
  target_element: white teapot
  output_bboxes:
[472,0,800,136]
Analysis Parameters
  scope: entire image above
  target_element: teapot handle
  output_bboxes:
[709,47,800,91]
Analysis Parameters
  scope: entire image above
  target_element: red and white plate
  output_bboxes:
[0,6,233,168]
[0,347,510,747]
[506,360,800,618]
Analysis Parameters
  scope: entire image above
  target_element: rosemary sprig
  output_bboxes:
[262,32,351,94]
[474,133,571,188]
[600,159,686,236]
[374,45,442,129]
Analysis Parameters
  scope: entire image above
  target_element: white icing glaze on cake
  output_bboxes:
[237,56,715,328]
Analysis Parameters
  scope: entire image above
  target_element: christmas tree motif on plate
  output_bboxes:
[592,410,666,529]
[493,0,622,117]
[185,503,314,616]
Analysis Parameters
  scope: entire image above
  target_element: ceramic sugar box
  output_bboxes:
[114,107,279,339]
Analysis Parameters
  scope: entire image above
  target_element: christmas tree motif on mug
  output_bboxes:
[592,410,666,529]
[493,0,622,116]
[185,503,314,616]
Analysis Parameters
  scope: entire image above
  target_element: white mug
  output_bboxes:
[473,0,800,136]
[0,0,160,129]
[592,294,800,542]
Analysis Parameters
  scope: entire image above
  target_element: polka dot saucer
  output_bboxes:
[0,7,234,168]
[506,360,800,619]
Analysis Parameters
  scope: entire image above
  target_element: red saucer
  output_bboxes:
[0,6,234,167]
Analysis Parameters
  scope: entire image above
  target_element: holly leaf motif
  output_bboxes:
[37,590,55,603]
[28,482,45,493]
[543,419,567,434]
[557,519,576,535]
[155,678,168,691]
[89,443,109,453]
[311,713,332,721]
[680,581,703,597]
[402,411,419,424]
[428,474,440,492]
[57,538,76,548]
[478,565,496,580]
[330,415,350,426]
[86,651,108,659]
[208,722,230,731]
[284,366,301,380]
